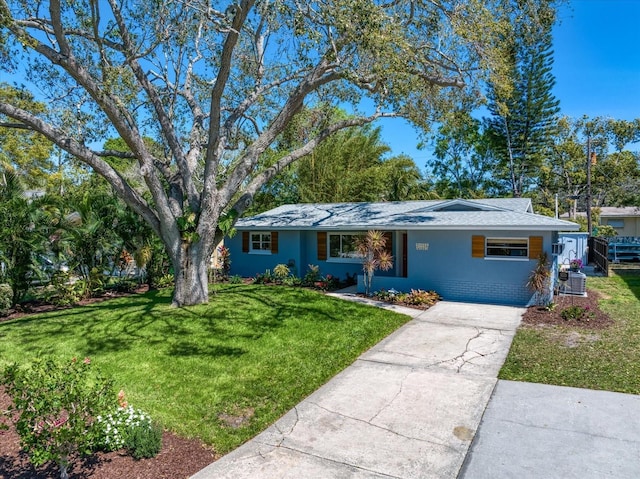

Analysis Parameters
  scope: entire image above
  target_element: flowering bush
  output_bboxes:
[96,405,152,451]
[569,258,583,270]
[95,390,162,459]
[0,357,114,479]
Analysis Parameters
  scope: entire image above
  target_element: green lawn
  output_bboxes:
[0,284,410,453]
[500,271,640,395]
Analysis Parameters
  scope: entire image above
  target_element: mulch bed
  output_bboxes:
[521,289,613,330]
[0,386,217,479]
[0,285,153,323]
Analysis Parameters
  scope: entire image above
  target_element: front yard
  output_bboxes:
[500,271,640,395]
[0,284,410,455]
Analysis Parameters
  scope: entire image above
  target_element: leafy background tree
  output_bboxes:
[0,172,51,305]
[0,85,54,189]
[427,111,499,198]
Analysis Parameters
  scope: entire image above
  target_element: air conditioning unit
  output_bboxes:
[566,271,587,295]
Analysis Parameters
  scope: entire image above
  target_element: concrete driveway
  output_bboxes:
[191,298,525,479]
[460,380,640,479]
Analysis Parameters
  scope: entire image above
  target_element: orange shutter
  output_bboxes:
[271,232,279,254]
[472,235,485,258]
[242,231,249,253]
[529,236,543,259]
[317,232,327,260]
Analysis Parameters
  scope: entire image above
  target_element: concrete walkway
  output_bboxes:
[192,297,525,479]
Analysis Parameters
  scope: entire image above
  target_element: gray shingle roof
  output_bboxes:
[237,199,580,232]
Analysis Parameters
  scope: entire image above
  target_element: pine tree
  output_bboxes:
[485,1,560,197]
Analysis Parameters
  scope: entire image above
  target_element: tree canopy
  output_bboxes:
[0,0,512,305]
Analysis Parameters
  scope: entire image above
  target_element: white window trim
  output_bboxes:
[327,231,365,263]
[249,231,272,255]
[484,237,530,261]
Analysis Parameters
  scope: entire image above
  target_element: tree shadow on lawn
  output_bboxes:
[0,285,352,362]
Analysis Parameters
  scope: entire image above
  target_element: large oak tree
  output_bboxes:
[0,0,509,305]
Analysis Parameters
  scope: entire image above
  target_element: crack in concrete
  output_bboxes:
[361,327,512,375]
[368,368,414,423]
[306,400,461,454]
[269,405,300,449]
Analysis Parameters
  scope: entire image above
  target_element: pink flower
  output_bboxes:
[83,357,91,365]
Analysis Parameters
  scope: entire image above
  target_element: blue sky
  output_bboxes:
[380,0,640,168]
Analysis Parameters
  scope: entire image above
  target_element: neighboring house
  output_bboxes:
[597,207,640,237]
[226,198,579,306]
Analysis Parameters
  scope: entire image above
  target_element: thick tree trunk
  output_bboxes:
[172,241,210,307]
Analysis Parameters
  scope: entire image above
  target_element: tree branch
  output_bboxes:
[0,101,161,234]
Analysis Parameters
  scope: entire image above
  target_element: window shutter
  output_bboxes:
[472,235,485,258]
[317,232,327,260]
[271,232,279,254]
[529,236,543,259]
[242,231,249,253]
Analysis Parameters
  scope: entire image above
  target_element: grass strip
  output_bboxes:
[500,272,640,395]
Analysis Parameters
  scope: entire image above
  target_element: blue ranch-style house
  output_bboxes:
[226,198,579,306]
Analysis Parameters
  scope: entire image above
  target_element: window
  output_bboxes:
[607,219,624,228]
[328,233,363,260]
[250,232,271,253]
[485,238,528,258]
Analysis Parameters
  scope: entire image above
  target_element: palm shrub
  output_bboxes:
[0,172,50,305]
[527,252,552,306]
[356,230,393,296]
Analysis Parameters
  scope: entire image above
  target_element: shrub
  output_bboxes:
[373,289,400,302]
[321,274,340,291]
[125,420,163,459]
[95,404,161,459]
[217,245,231,278]
[399,289,440,306]
[228,275,243,284]
[302,264,321,286]
[0,283,12,316]
[45,272,86,306]
[152,274,174,289]
[253,269,274,284]
[0,357,115,479]
[88,268,107,297]
[560,305,593,321]
[273,264,290,280]
[527,252,551,306]
[111,278,138,293]
[282,275,302,287]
